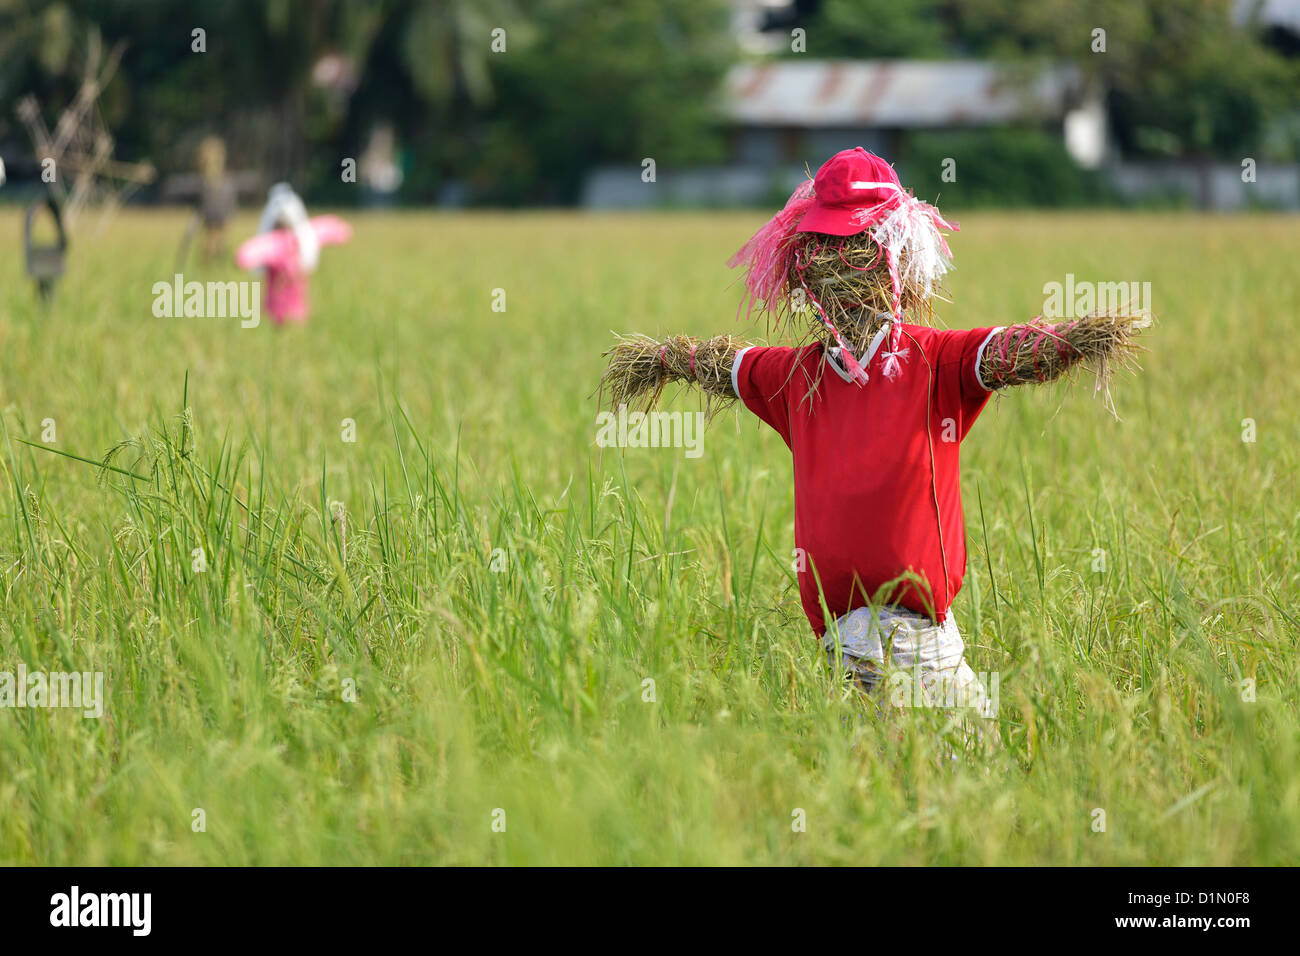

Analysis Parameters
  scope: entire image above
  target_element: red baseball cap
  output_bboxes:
[796,147,905,236]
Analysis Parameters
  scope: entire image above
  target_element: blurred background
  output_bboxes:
[1,0,1298,212]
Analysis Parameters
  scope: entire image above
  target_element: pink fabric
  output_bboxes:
[236,215,352,325]
[727,180,815,319]
[796,147,904,236]
[264,266,308,324]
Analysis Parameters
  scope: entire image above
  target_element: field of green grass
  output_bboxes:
[0,208,1296,865]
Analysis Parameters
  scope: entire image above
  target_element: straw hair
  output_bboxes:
[778,230,939,352]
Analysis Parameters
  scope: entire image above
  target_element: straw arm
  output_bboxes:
[978,313,1147,391]
[599,333,749,413]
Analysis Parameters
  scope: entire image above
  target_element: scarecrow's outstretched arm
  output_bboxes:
[600,333,748,411]
[978,313,1147,391]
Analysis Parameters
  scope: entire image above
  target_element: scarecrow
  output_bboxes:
[235,183,352,325]
[176,136,239,266]
[24,190,68,303]
[600,148,1146,710]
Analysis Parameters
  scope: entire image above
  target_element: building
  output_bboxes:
[582,58,1104,208]
[725,59,1105,170]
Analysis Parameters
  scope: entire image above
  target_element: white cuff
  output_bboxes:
[974,327,1005,391]
[731,347,752,399]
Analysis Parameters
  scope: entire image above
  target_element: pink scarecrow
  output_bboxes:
[236,183,352,324]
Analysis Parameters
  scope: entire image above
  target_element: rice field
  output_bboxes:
[0,208,1296,865]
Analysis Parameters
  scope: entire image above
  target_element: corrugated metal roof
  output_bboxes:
[724,60,1078,128]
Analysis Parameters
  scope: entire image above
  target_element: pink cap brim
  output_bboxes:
[795,202,873,236]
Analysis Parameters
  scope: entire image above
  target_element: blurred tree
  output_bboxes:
[5,0,1292,206]
[902,128,1116,207]
[952,0,1299,161]
[481,0,733,204]
[796,0,952,58]
[775,0,1299,165]
[1,0,734,204]
[0,0,376,182]
[0,2,106,148]
[333,0,531,203]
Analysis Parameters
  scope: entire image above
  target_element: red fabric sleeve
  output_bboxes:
[933,326,1000,438]
[733,346,803,447]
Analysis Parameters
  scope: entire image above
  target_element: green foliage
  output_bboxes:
[480,0,733,204]
[788,0,1300,163]
[798,0,951,58]
[3,0,1298,207]
[952,0,1300,160]
[0,0,735,205]
[902,128,1117,207]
